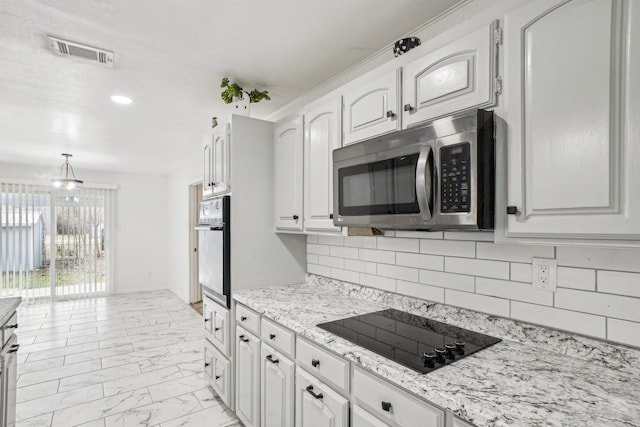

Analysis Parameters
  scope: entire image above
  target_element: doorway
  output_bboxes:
[189,183,203,308]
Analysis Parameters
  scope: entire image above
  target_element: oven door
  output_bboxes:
[333,142,434,229]
[196,224,230,308]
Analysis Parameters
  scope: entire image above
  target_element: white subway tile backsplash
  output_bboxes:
[396,252,444,271]
[557,267,596,291]
[395,231,443,240]
[555,289,640,323]
[445,257,509,280]
[329,245,359,260]
[396,280,444,303]
[476,278,553,306]
[557,246,640,273]
[318,235,344,246]
[510,263,531,283]
[344,259,377,274]
[444,231,495,241]
[419,270,475,292]
[607,318,640,348]
[377,237,419,253]
[377,264,419,283]
[359,248,395,264]
[360,273,396,292]
[317,255,344,269]
[307,243,330,256]
[306,231,640,345]
[343,236,377,249]
[476,242,554,263]
[511,302,606,339]
[597,271,640,298]
[445,290,510,317]
[330,268,359,284]
[420,239,475,258]
[307,263,330,277]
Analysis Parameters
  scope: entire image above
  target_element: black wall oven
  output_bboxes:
[333,109,495,231]
[196,195,230,308]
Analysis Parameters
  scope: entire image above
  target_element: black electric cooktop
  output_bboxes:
[317,309,501,374]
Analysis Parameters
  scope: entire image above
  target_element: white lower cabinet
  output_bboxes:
[203,295,230,357]
[352,367,444,427]
[295,368,349,427]
[353,404,390,427]
[204,340,231,407]
[236,326,261,427]
[260,344,294,427]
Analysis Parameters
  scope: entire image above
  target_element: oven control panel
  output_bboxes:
[440,142,471,214]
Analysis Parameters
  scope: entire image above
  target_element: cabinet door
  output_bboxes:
[212,124,231,195]
[204,295,229,357]
[260,344,294,427]
[353,404,389,427]
[402,22,498,128]
[203,139,214,198]
[274,117,304,231]
[204,340,231,408]
[503,0,640,240]
[304,98,342,233]
[295,368,348,427]
[343,69,401,145]
[236,327,260,427]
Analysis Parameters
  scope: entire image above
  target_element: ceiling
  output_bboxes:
[0,0,462,175]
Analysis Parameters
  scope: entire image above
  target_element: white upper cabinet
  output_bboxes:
[342,69,401,145]
[502,0,640,240]
[274,117,304,231]
[203,124,231,197]
[402,21,499,128]
[304,97,342,233]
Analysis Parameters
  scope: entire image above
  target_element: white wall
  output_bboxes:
[0,162,169,294]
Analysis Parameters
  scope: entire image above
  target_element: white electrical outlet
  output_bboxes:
[532,258,557,291]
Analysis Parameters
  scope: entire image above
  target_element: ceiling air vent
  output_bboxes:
[47,36,114,67]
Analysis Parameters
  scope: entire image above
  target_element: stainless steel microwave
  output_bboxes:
[332,109,495,230]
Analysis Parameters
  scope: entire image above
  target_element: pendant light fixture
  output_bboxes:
[52,153,83,190]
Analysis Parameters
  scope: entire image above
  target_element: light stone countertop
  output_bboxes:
[233,275,640,427]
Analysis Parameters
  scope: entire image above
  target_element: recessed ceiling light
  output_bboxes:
[110,95,132,105]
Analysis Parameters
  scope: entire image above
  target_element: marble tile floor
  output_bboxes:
[15,290,241,427]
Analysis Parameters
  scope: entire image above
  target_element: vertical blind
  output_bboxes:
[0,181,116,302]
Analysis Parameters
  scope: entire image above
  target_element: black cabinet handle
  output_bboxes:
[386,110,396,118]
[269,333,276,340]
[506,206,518,215]
[403,104,414,112]
[305,385,323,400]
[329,213,333,219]
[311,358,320,368]
[266,354,279,364]
[239,335,250,343]
[381,401,392,412]
[293,214,299,221]
[214,327,221,331]
[204,362,210,367]
[204,317,210,323]
[6,324,17,329]
[8,344,19,354]
[240,316,247,322]
[215,375,221,380]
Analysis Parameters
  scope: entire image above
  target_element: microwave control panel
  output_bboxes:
[440,142,471,213]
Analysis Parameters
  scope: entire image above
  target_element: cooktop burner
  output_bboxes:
[317,309,501,374]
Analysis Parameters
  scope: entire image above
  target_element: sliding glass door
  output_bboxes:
[0,182,114,301]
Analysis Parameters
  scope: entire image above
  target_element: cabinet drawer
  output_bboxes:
[295,368,349,427]
[353,367,444,427]
[236,303,260,336]
[261,318,295,359]
[204,340,231,408]
[204,296,230,357]
[296,337,349,393]
[2,311,17,348]
[353,404,390,426]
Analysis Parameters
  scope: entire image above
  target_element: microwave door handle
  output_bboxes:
[416,146,433,220]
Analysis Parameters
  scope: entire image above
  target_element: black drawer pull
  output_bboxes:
[240,316,247,322]
[381,401,392,412]
[269,333,276,340]
[311,358,320,368]
[214,327,221,331]
[386,110,396,118]
[204,362,210,367]
[305,385,323,400]
[506,206,518,215]
[8,344,19,354]
[239,335,250,343]
[266,354,279,364]
[204,317,211,323]
[293,214,299,221]
[215,375,221,380]
[6,323,17,329]
[403,103,414,112]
